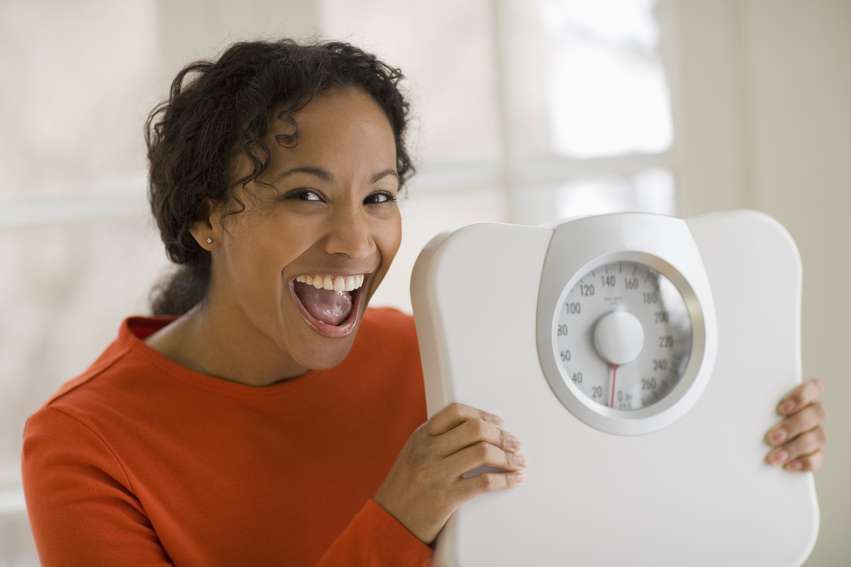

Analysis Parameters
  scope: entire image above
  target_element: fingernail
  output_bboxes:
[779,400,795,414]
[787,461,802,471]
[769,429,787,444]
[513,470,527,483]
[514,453,527,467]
[488,413,504,424]
[772,450,789,464]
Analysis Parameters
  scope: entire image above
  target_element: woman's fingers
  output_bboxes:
[443,440,527,480]
[454,468,528,499]
[765,426,827,466]
[763,377,827,473]
[432,416,521,459]
[444,441,528,498]
[783,449,825,473]
[374,403,525,544]
[426,402,503,436]
[776,378,824,416]
[422,403,528,502]
[764,402,826,446]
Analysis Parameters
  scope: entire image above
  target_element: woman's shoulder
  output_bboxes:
[25,317,160,429]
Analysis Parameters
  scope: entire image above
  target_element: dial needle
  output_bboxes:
[609,364,619,408]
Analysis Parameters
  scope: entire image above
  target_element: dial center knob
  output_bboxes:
[593,310,645,365]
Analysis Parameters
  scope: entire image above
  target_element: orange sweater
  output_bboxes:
[21,306,433,566]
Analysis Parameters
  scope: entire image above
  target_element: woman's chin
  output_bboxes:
[290,337,353,370]
[280,300,360,370]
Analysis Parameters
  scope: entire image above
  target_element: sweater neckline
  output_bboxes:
[119,315,324,399]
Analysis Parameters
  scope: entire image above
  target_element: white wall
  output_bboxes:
[673,1,851,564]
[744,4,851,564]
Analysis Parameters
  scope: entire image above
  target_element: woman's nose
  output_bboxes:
[323,211,376,259]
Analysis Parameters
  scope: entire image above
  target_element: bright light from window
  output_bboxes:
[542,0,673,157]
[556,168,674,219]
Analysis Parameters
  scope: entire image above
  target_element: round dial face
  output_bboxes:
[555,261,693,411]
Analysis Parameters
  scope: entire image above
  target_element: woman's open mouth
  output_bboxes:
[287,272,371,338]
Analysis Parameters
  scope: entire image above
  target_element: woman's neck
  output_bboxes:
[143,300,311,387]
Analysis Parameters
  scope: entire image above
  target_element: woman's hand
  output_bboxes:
[373,402,527,545]
[763,378,827,472]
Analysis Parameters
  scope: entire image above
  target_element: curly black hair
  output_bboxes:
[145,39,414,316]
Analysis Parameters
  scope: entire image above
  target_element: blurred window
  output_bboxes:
[542,0,673,157]
[524,0,675,222]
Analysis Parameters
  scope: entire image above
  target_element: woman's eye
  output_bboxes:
[287,189,323,202]
[365,191,397,205]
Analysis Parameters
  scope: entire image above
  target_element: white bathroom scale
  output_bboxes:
[410,211,819,566]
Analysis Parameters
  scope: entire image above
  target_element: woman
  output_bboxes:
[21,39,827,566]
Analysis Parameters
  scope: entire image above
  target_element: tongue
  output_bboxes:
[294,282,353,325]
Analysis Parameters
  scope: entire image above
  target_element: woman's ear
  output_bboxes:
[190,198,225,250]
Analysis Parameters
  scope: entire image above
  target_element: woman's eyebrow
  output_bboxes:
[273,166,398,184]
[371,169,398,183]
[274,165,332,182]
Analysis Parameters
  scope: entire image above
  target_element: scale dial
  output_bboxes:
[555,261,693,411]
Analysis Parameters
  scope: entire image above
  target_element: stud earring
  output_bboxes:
[205,237,213,244]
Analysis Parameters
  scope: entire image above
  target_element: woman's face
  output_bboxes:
[201,86,402,371]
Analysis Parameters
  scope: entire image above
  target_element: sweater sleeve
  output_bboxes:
[313,498,433,566]
[21,406,175,566]
[22,406,433,567]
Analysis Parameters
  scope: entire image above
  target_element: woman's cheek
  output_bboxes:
[378,211,402,258]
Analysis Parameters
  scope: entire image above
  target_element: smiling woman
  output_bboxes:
[19,39,529,567]
[144,84,405,378]
[143,40,412,378]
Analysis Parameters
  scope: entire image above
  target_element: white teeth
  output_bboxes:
[295,273,368,292]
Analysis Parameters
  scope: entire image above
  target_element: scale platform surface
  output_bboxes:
[410,211,819,566]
